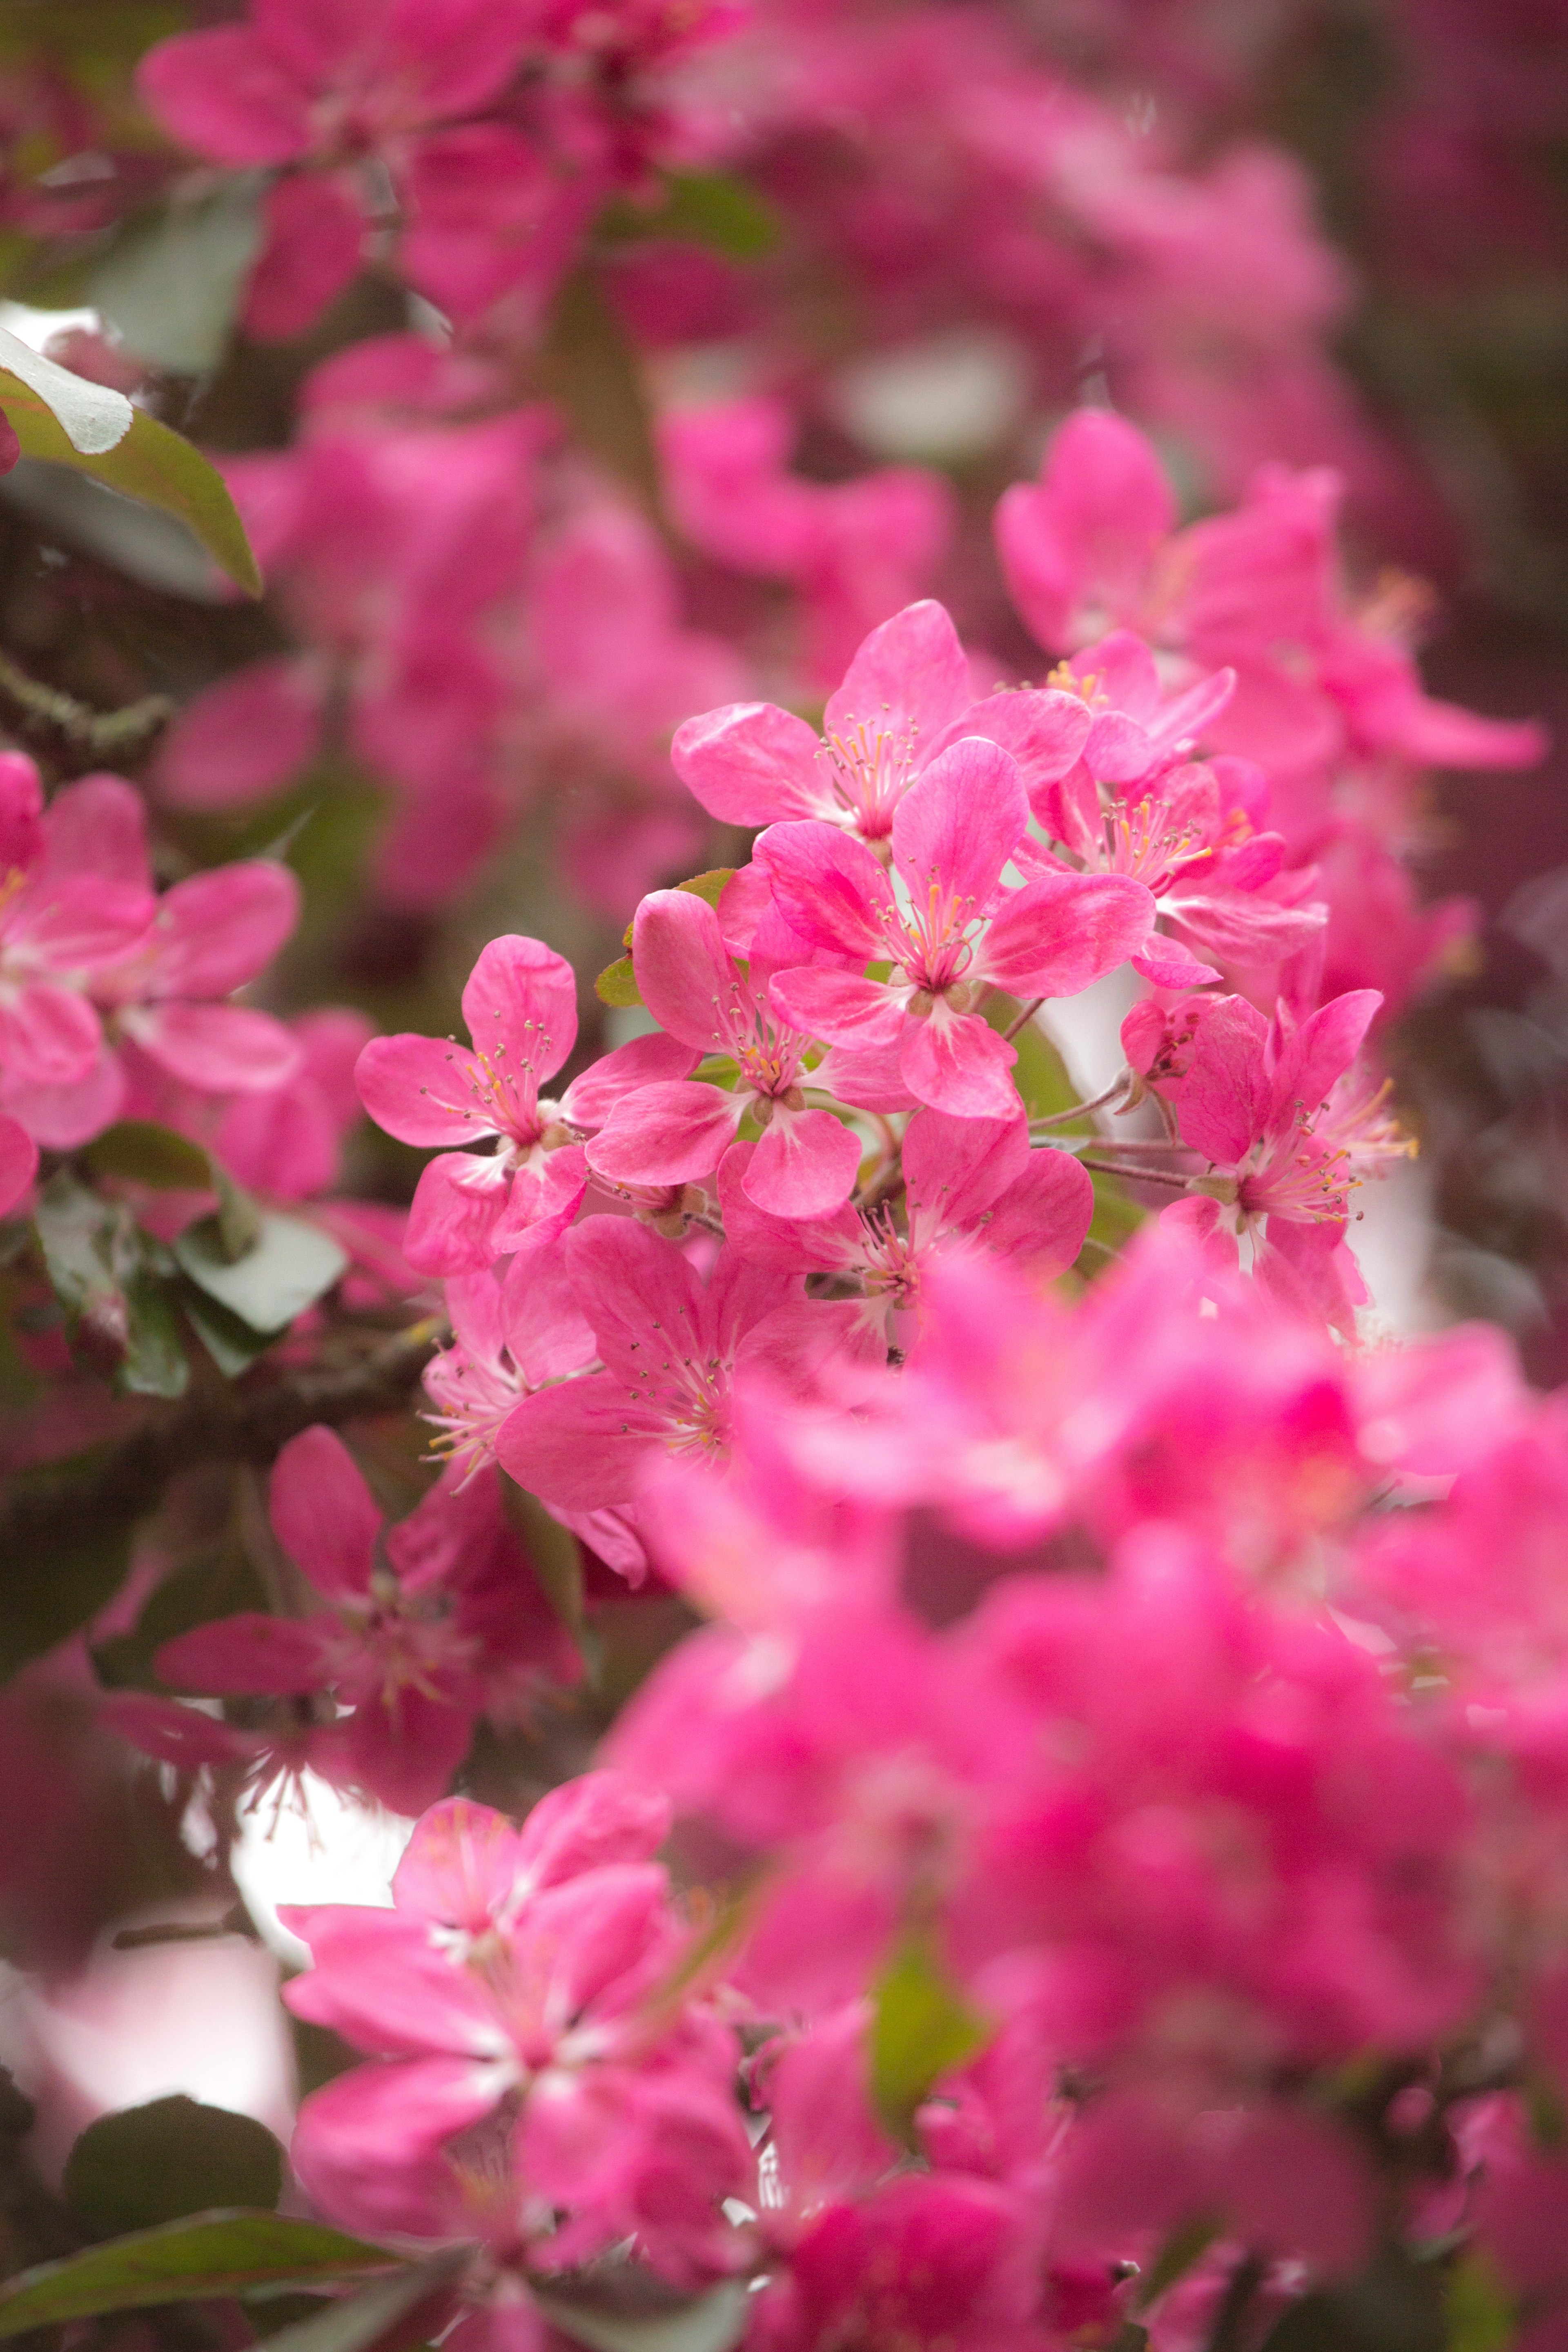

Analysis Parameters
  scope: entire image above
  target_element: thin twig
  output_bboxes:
[1029,1072,1131,1129]
[1002,995,1045,1042]
[1078,1157,1193,1191]
[0,650,173,754]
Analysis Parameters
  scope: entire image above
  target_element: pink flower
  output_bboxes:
[657,401,955,685]
[496,1216,854,1510]
[586,886,899,1220]
[283,1781,752,2276]
[216,1008,375,1202]
[716,1108,1093,1352]
[154,1425,573,1816]
[756,736,1153,1118]
[1122,987,1412,1327]
[671,597,1091,851]
[423,1256,597,1483]
[0,755,152,1100]
[356,936,591,1274]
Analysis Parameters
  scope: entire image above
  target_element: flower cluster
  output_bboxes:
[272,1224,1568,2352]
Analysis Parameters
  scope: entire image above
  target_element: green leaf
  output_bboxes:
[88,178,265,375]
[1135,2216,1219,2313]
[81,1120,213,1191]
[34,1168,126,1327]
[536,2281,751,2352]
[596,953,643,1009]
[0,321,262,595]
[0,1517,130,1682]
[0,2213,402,2336]
[120,1264,189,1399]
[179,1280,273,1377]
[869,1933,989,2142]
[605,173,780,261]
[174,1211,348,1334]
[677,869,736,911]
[1444,2252,1515,2352]
[256,2251,468,2352]
[65,2097,283,2237]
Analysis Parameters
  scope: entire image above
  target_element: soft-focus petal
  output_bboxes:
[270,1425,381,1599]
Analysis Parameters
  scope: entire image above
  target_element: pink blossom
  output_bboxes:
[283,1782,752,2275]
[657,400,955,684]
[496,1216,854,1510]
[716,1108,1093,1352]
[756,736,1153,1118]
[154,1425,574,1815]
[671,598,1091,850]
[356,936,590,1274]
[216,1009,375,1203]
[0,755,152,1101]
[0,1113,36,1218]
[586,886,893,1219]
[423,1256,596,1483]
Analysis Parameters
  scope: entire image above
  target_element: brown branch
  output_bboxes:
[0,651,173,755]
[0,1319,443,1564]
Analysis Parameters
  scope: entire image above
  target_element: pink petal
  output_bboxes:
[769,967,902,1052]
[1161,890,1322,967]
[754,821,895,958]
[119,1003,303,1093]
[158,659,324,809]
[903,1109,1027,1230]
[460,935,577,1090]
[0,986,100,1087]
[565,1216,707,1376]
[393,1796,528,1927]
[135,26,314,165]
[156,1613,327,1697]
[1174,994,1272,1165]
[889,737,1028,913]
[1131,934,1222,989]
[283,1904,505,2057]
[717,1145,861,1273]
[509,1864,673,2022]
[898,1004,1019,1118]
[670,701,829,826]
[287,2056,506,2240]
[515,1771,673,1887]
[270,1424,381,1599]
[744,1105,863,1218]
[404,1149,513,1275]
[0,1114,37,1218]
[244,171,365,340]
[928,688,1093,804]
[979,1148,1094,1274]
[559,1030,700,1128]
[497,1374,667,1510]
[40,774,150,889]
[357,1033,499,1148]
[488,1145,587,1255]
[585,1081,742,1189]
[0,751,42,870]
[1271,989,1382,1119]
[0,1046,125,1150]
[980,872,1154,997]
[823,599,971,755]
[632,890,740,1053]
[143,862,300,999]
[342,1686,479,1819]
[17,876,151,970]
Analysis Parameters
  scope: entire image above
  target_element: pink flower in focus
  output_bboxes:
[423,1257,596,1482]
[672,598,1091,851]
[757,737,1153,1118]
[586,886,895,1219]
[356,935,590,1274]
[1123,987,1409,1329]
[496,1217,854,1510]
